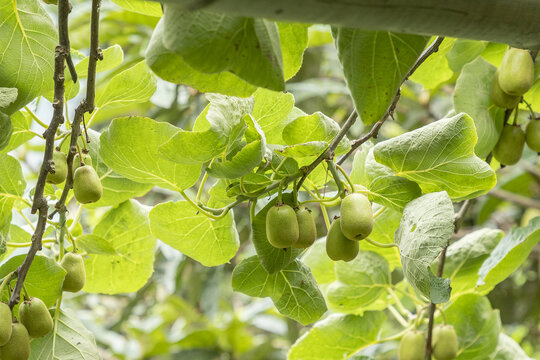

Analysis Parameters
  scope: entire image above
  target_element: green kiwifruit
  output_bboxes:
[265,204,299,248]
[326,218,359,262]
[498,48,535,96]
[490,73,521,109]
[60,252,86,292]
[526,120,540,152]
[399,330,426,360]
[18,297,53,338]
[46,150,67,184]
[433,325,458,360]
[73,152,92,174]
[73,165,103,204]
[0,323,30,360]
[0,302,12,346]
[493,124,525,166]
[340,193,373,240]
[293,207,317,249]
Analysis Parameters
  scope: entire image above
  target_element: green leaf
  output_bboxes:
[444,229,503,297]
[146,19,256,97]
[477,217,540,292]
[359,206,401,269]
[30,308,101,360]
[327,250,390,313]
[332,29,428,124]
[160,94,253,164]
[0,87,18,109]
[250,194,303,273]
[76,44,124,78]
[84,200,156,294]
[149,201,239,267]
[77,234,117,255]
[162,5,284,91]
[100,116,202,191]
[288,312,386,359]
[232,256,326,325]
[410,37,455,89]
[0,110,34,154]
[112,0,162,17]
[283,112,350,155]
[278,22,308,80]
[301,240,336,285]
[373,113,497,201]
[0,0,56,114]
[445,294,501,360]
[252,88,295,144]
[0,154,26,250]
[446,39,487,73]
[454,58,505,158]
[95,60,157,110]
[83,129,152,208]
[0,255,65,307]
[489,333,534,360]
[0,112,12,151]
[396,192,454,303]
[0,225,31,261]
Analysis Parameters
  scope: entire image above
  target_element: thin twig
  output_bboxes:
[489,188,540,210]
[53,0,102,216]
[8,0,72,309]
[338,36,445,165]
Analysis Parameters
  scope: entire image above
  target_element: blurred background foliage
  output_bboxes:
[6,0,539,358]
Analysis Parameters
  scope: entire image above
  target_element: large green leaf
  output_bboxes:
[146,18,256,97]
[160,95,253,164]
[162,5,284,91]
[0,255,65,307]
[477,217,540,292]
[250,194,303,273]
[410,37,455,89]
[395,192,454,303]
[95,61,157,110]
[252,88,295,145]
[278,22,308,80]
[374,113,497,201]
[443,229,502,297]
[446,39,487,73]
[100,116,201,192]
[84,200,156,294]
[0,110,34,154]
[0,154,26,253]
[232,256,326,325]
[0,112,12,151]
[489,333,534,360]
[149,201,239,267]
[445,294,500,360]
[332,29,428,124]
[112,0,162,17]
[30,308,101,360]
[454,58,505,158]
[288,312,386,359]
[327,250,390,313]
[0,0,56,114]
[301,239,336,285]
[359,206,401,269]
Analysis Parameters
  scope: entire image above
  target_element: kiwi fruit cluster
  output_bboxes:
[399,325,458,360]
[266,204,317,249]
[490,48,538,166]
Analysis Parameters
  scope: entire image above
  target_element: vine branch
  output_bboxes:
[8,0,72,309]
[338,36,445,165]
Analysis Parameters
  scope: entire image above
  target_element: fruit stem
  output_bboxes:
[388,304,409,327]
[436,305,448,324]
[22,284,30,300]
[277,178,287,204]
[386,287,412,318]
[270,157,288,180]
[373,206,386,219]
[326,160,346,198]
[365,237,398,248]
[375,325,416,343]
[0,271,17,296]
[512,105,519,125]
[292,179,299,207]
[196,163,212,203]
[24,106,49,129]
[336,164,356,192]
[522,98,537,120]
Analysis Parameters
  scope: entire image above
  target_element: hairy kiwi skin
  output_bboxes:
[73,152,93,174]
[340,193,373,241]
[46,150,68,184]
[19,297,53,338]
[73,165,103,204]
[326,218,359,262]
[493,124,525,166]
[399,330,426,360]
[60,252,86,293]
[490,73,520,109]
[526,120,540,152]
[0,323,30,360]
[266,204,299,248]
[433,325,459,360]
[498,48,535,96]
[0,302,12,346]
[293,208,317,249]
